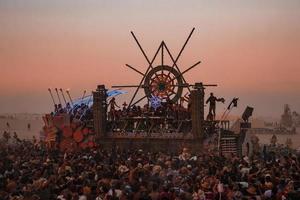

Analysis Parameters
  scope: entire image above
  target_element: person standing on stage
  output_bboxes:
[206,92,225,120]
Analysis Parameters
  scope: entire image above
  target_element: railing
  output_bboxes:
[106,116,192,138]
[220,137,238,155]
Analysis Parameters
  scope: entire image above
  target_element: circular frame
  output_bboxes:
[144,65,183,103]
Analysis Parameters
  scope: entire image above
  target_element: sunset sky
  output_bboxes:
[0,0,299,117]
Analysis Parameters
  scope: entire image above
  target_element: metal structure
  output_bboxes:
[89,28,223,151]
[42,29,251,154]
[112,28,205,106]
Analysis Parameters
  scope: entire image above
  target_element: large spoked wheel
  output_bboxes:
[144,65,183,103]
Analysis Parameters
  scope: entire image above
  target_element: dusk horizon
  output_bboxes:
[1,2,300,199]
[1,0,299,118]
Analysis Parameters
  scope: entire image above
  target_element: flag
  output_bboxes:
[71,89,127,108]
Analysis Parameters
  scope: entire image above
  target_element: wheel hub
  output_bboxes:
[158,82,166,91]
[144,65,183,103]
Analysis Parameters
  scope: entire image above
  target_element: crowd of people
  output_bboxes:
[51,99,191,127]
[106,100,192,135]
[107,97,191,122]
[52,103,93,122]
[50,97,192,135]
[1,135,300,200]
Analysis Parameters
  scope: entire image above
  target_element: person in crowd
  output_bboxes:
[6,122,10,129]
[0,137,299,200]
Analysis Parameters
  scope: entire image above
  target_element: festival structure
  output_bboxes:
[42,28,254,155]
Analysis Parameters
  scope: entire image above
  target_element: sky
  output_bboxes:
[0,0,299,118]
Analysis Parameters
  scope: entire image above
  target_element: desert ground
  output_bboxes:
[0,113,43,140]
[0,113,299,149]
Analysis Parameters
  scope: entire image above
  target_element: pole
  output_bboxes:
[66,89,74,106]
[48,88,56,105]
[125,64,145,76]
[80,94,93,120]
[59,88,68,105]
[55,88,62,105]
[82,90,87,100]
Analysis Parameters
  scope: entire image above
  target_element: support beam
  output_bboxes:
[163,43,192,92]
[173,27,195,65]
[112,85,144,88]
[181,61,201,75]
[161,42,164,66]
[128,42,163,108]
[131,31,153,69]
[167,61,201,84]
[164,28,195,74]
[125,64,145,76]
[131,95,148,107]
[93,85,107,139]
[191,82,205,140]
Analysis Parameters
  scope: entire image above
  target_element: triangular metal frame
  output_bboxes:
[116,28,202,108]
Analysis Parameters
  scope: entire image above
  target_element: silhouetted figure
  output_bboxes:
[263,145,267,161]
[3,131,10,142]
[13,132,21,143]
[122,102,128,110]
[206,93,225,120]
[109,97,119,110]
[6,122,10,129]
[27,123,31,131]
[33,136,38,147]
[57,104,63,113]
[206,112,214,121]
[271,134,277,146]
[54,104,58,113]
[108,97,120,121]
